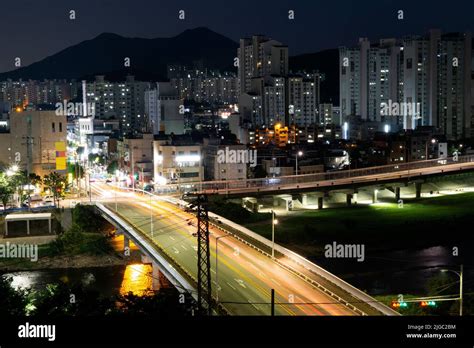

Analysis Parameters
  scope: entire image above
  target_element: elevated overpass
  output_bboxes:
[91,184,399,316]
[176,155,474,197]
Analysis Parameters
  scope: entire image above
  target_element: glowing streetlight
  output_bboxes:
[6,164,19,177]
[215,234,232,304]
[425,138,437,160]
[296,151,303,176]
[271,210,278,259]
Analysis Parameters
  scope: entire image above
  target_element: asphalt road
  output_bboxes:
[198,158,474,195]
[92,183,356,316]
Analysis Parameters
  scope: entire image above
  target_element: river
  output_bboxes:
[2,264,153,297]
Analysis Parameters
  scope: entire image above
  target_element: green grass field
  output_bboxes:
[242,192,474,255]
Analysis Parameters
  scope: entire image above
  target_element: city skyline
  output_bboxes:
[0,2,473,344]
[2,0,474,73]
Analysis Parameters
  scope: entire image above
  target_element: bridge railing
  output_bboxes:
[97,184,400,315]
[175,154,474,193]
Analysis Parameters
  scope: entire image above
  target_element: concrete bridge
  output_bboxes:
[91,186,399,316]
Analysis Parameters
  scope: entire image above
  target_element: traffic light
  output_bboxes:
[391,301,408,308]
[420,301,436,307]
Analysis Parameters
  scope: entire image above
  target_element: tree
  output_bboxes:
[107,160,118,175]
[29,173,42,186]
[72,204,109,233]
[0,173,14,209]
[67,162,84,180]
[0,276,28,318]
[43,172,68,208]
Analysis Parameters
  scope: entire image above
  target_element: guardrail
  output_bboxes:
[95,202,197,299]
[95,197,230,316]
[209,213,401,316]
[157,155,474,194]
[97,186,399,316]
[163,195,399,316]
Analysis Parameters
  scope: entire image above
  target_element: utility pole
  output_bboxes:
[21,115,34,210]
[184,193,212,315]
[271,289,275,316]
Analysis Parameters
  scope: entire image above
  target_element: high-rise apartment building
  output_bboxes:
[145,82,184,135]
[86,75,149,136]
[169,68,239,105]
[0,79,79,107]
[288,73,321,127]
[340,30,472,140]
[238,36,289,127]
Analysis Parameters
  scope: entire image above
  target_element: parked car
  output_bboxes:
[144,184,154,192]
[30,194,42,202]
[43,195,54,204]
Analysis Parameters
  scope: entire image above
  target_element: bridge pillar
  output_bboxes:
[415,182,422,199]
[152,262,170,291]
[318,197,324,210]
[372,189,378,204]
[123,235,130,251]
[301,194,308,206]
[141,254,153,264]
[273,197,279,207]
[346,193,353,206]
[395,187,401,201]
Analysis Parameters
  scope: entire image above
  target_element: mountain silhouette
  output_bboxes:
[0,27,238,81]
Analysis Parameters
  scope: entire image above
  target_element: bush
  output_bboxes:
[72,204,108,233]
[0,276,28,318]
[208,197,270,224]
[47,224,112,256]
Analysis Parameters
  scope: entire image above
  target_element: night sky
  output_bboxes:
[1,0,474,73]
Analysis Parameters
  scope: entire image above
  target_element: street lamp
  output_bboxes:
[425,138,436,160]
[441,265,463,316]
[150,193,154,238]
[88,171,92,203]
[6,164,19,177]
[295,151,303,176]
[271,210,278,259]
[215,234,232,304]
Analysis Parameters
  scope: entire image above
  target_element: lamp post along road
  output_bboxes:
[425,138,436,161]
[215,234,232,304]
[88,171,92,203]
[441,265,463,316]
[150,193,154,238]
[295,151,303,176]
[271,210,278,259]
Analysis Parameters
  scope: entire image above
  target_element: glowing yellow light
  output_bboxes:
[119,264,153,296]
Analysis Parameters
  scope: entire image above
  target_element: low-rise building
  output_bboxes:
[153,137,203,185]
[118,133,154,186]
[0,109,67,177]
[203,139,247,181]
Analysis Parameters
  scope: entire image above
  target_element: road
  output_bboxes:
[92,182,356,316]
[192,156,474,195]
